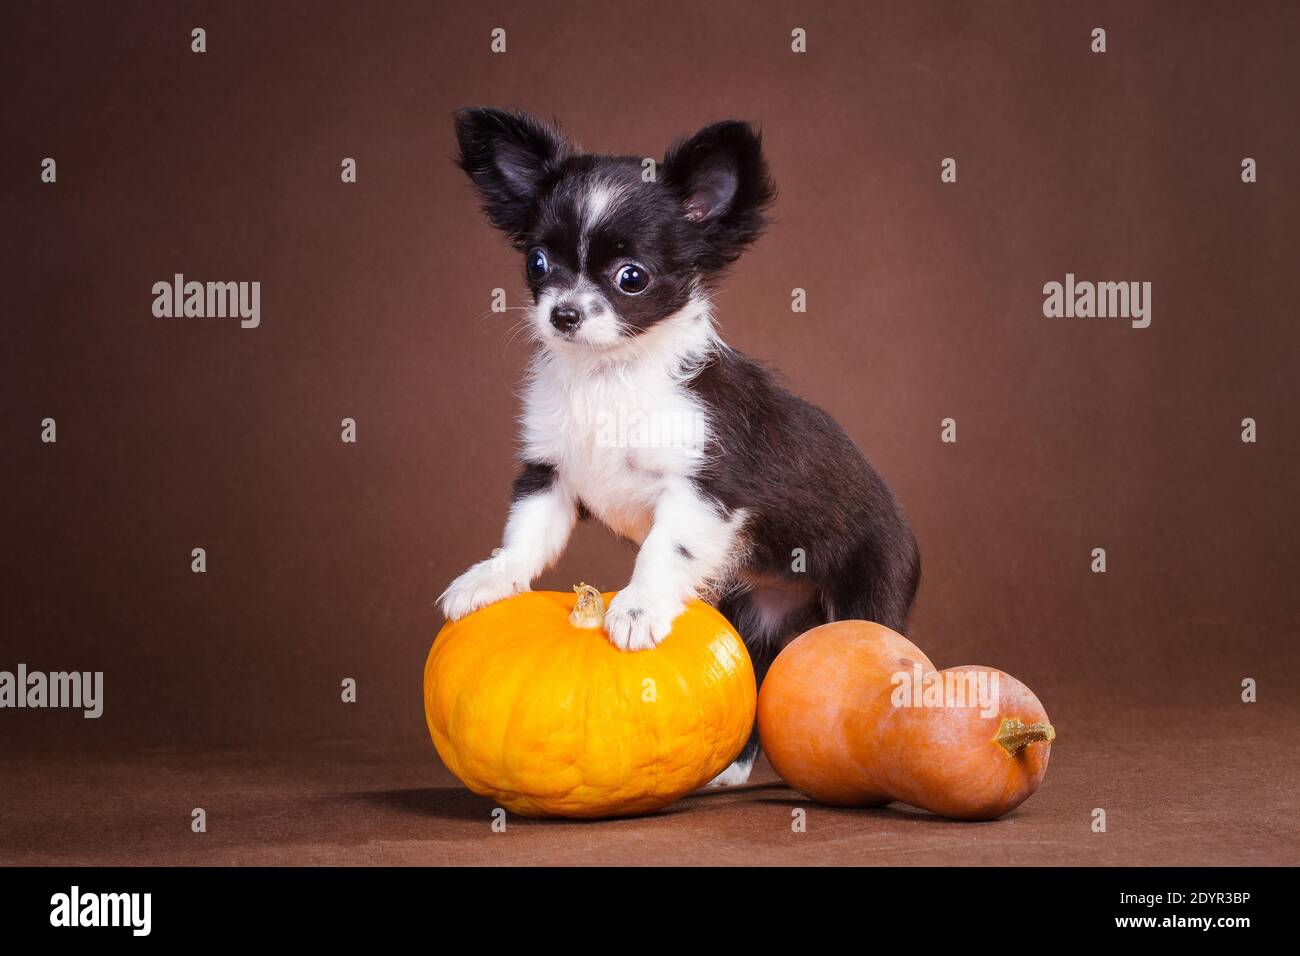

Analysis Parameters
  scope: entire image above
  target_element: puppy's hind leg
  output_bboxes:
[706,585,821,788]
[821,532,921,635]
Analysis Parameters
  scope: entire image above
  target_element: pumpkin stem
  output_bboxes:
[569,583,606,629]
[995,717,1056,756]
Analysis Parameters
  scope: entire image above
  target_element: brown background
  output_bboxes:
[1,0,1297,865]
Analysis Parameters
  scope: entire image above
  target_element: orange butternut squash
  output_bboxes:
[757,620,1054,820]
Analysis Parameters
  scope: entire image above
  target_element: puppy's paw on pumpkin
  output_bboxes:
[439,560,527,620]
[604,586,681,652]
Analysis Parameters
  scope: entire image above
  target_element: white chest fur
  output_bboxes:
[521,354,709,542]
[519,310,719,543]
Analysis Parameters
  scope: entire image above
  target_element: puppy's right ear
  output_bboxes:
[453,108,570,243]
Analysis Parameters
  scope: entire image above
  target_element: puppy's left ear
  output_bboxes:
[662,121,776,270]
[454,107,571,243]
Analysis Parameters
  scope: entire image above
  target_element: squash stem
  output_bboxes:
[569,583,606,629]
[995,717,1056,756]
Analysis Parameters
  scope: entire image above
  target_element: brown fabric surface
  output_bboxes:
[2,703,1295,866]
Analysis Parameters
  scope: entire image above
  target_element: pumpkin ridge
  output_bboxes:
[500,611,578,804]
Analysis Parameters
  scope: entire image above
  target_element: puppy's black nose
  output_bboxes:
[550,305,581,332]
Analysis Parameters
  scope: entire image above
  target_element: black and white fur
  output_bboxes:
[439,108,920,786]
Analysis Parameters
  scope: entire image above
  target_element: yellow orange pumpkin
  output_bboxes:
[424,584,756,818]
[758,621,1054,820]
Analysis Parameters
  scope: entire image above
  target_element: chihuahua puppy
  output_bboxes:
[440,108,920,784]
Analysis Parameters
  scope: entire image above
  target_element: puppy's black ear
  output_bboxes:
[662,121,776,271]
[453,108,570,243]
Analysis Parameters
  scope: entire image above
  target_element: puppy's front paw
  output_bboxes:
[604,586,683,652]
[438,559,527,620]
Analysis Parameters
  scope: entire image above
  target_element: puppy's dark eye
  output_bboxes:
[614,263,649,295]
[526,249,549,280]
